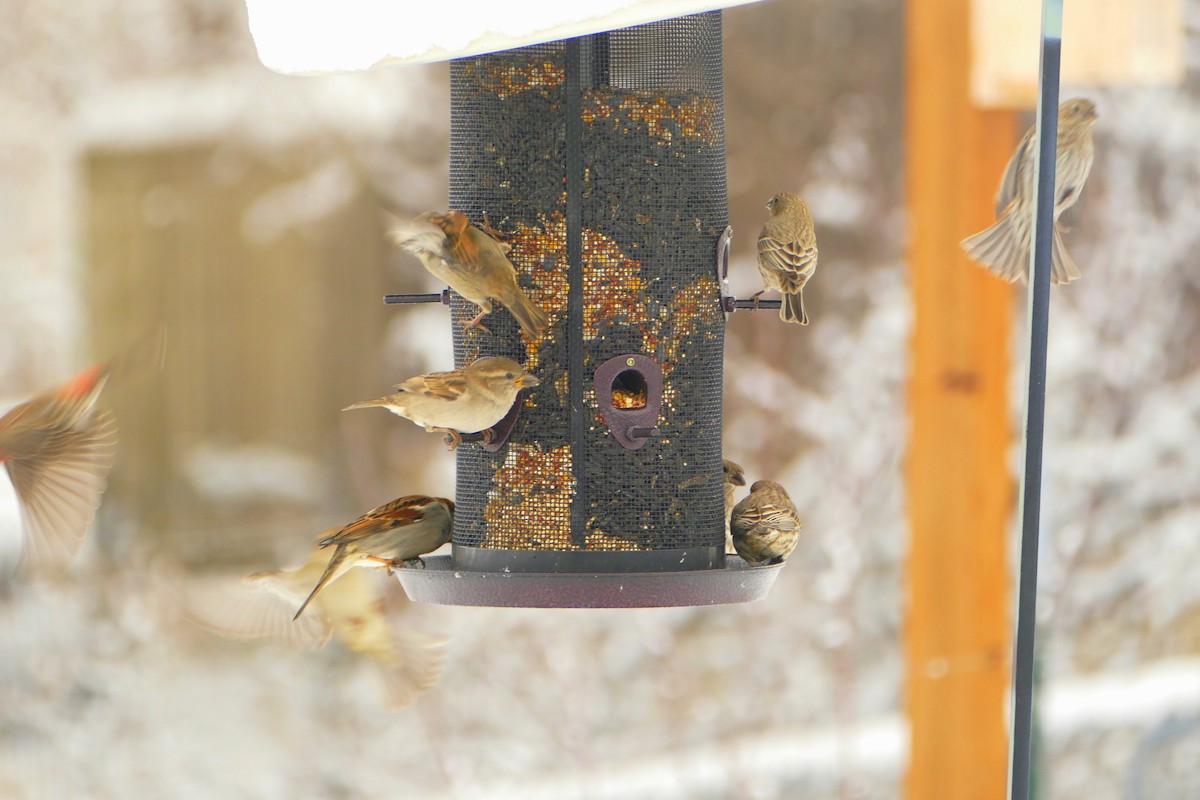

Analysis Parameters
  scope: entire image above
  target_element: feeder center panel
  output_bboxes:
[448,12,728,572]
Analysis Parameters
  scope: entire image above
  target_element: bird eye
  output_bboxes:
[504,372,514,379]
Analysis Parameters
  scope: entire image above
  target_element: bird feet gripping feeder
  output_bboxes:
[246,3,780,607]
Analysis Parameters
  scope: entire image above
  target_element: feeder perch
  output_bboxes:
[594,354,662,450]
[249,5,782,607]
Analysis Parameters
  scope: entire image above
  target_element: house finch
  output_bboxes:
[961,97,1098,285]
[391,210,550,338]
[179,543,448,710]
[0,327,165,575]
[730,479,801,566]
[294,495,454,620]
[343,355,538,449]
[756,192,818,325]
[723,459,746,555]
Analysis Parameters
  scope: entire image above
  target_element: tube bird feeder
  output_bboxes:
[244,2,780,607]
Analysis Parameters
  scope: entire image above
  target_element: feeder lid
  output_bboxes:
[242,0,767,75]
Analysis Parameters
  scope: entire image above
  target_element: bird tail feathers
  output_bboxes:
[961,213,1027,283]
[780,291,808,325]
[1050,225,1081,285]
[503,290,550,338]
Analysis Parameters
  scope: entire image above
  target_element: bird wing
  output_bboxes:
[395,371,468,401]
[757,235,817,290]
[996,125,1035,216]
[389,215,450,258]
[320,571,448,710]
[322,495,435,548]
[175,569,332,650]
[732,501,800,538]
[8,410,117,575]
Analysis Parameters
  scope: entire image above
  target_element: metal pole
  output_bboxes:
[1009,1,1063,798]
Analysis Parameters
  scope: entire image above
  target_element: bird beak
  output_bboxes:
[343,397,389,411]
[517,373,540,388]
[730,473,747,487]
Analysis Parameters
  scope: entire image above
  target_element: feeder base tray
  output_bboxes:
[395,554,782,608]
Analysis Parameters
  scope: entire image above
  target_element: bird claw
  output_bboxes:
[479,212,512,243]
[365,555,396,575]
[437,428,463,450]
[462,312,492,335]
[480,428,495,445]
[750,291,764,311]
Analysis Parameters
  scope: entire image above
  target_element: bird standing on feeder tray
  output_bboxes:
[293,495,455,621]
[0,327,165,576]
[756,192,818,325]
[961,98,1098,285]
[730,480,801,566]
[723,459,746,555]
[343,356,538,449]
[390,210,550,338]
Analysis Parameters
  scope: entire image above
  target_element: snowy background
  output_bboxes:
[2,0,1200,798]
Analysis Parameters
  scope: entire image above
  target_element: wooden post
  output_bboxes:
[904,1,1018,797]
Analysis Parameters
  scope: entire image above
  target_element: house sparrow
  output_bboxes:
[961,98,1098,285]
[391,210,550,338]
[723,459,746,555]
[178,544,447,710]
[756,193,818,325]
[1,327,165,575]
[730,479,801,566]
[294,495,454,620]
[343,356,538,449]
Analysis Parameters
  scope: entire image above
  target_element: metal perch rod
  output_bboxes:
[384,291,782,312]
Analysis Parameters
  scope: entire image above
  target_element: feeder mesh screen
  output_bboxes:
[449,12,727,555]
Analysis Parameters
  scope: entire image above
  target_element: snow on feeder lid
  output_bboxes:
[242,0,766,74]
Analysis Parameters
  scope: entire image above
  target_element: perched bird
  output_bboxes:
[756,192,818,325]
[391,210,550,338]
[961,98,1098,285]
[723,459,746,555]
[0,328,165,575]
[344,356,538,449]
[730,480,801,566]
[294,495,454,621]
[177,544,448,710]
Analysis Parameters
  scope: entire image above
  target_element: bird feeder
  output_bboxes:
[244,2,780,607]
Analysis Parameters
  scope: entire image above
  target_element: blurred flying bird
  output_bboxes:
[961,98,1098,285]
[343,356,538,449]
[730,479,801,566]
[293,494,455,620]
[756,193,818,325]
[723,459,746,555]
[390,210,550,337]
[179,542,448,710]
[0,327,165,576]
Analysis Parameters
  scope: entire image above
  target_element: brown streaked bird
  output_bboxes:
[391,210,550,338]
[756,192,818,325]
[723,459,747,555]
[343,356,538,449]
[961,98,1098,285]
[293,495,454,621]
[730,479,801,566]
[178,545,448,710]
[0,327,165,576]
